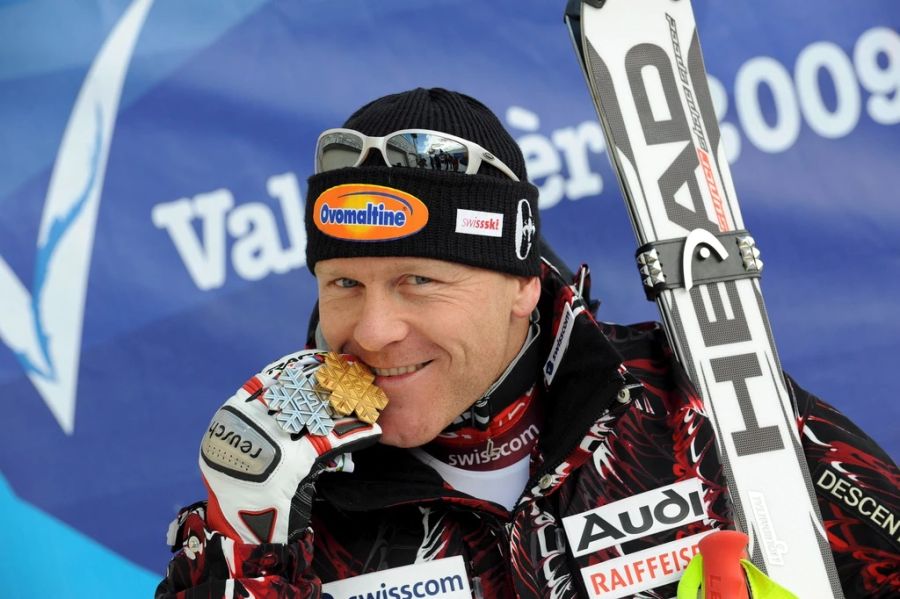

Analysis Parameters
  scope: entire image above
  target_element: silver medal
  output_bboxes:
[264,362,335,436]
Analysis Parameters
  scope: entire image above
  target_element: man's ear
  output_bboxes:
[511,276,541,319]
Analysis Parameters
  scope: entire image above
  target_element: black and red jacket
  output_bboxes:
[158,264,899,598]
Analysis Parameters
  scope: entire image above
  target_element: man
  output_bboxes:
[157,88,899,598]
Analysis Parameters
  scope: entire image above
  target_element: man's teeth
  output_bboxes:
[372,363,426,377]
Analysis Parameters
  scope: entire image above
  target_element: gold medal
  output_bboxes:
[314,352,389,424]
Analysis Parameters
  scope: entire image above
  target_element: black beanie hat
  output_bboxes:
[305,88,540,277]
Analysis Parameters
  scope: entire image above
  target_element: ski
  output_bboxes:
[564,1,842,596]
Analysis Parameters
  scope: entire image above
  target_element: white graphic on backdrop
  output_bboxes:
[734,28,899,152]
[155,27,897,290]
[152,172,306,291]
[505,26,896,210]
[0,0,154,433]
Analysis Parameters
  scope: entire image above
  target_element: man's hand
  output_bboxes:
[198,350,382,545]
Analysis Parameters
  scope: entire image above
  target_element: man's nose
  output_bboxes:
[351,289,409,352]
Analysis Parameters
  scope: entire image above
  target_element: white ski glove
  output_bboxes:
[199,349,384,544]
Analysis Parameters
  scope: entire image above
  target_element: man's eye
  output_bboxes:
[335,278,359,288]
[407,275,433,285]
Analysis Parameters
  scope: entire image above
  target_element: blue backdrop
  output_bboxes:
[0,1,897,596]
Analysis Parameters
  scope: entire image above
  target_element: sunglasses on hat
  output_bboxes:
[315,128,521,182]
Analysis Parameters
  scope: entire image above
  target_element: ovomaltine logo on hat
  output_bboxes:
[313,184,429,241]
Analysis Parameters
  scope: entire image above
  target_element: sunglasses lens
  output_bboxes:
[317,131,366,171]
[316,130,477,175]
[386,132,469,173]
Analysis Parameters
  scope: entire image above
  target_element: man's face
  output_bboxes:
[316,256,540,447]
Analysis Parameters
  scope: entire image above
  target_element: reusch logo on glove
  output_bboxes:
[201,406,281,482]
[314,184,429,241]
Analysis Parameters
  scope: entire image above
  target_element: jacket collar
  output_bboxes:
[529,264,634,480]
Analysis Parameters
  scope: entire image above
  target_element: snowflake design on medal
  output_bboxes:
[314,352,389,424]
[264,363,335,436]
